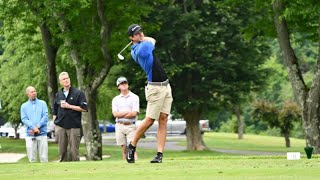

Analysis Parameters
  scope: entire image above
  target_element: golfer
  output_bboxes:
[126,24,173,163]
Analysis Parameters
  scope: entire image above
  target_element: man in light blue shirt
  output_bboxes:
[21,86,48,162]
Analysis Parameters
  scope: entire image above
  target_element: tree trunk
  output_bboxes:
[273,0,320,153]
[183,109,207,150]
[234,105,244,139]
[81,89,102,160]
[25,1,58,106]
[39,23,58,106]
[58,15,105,160]
[283,132,290,148]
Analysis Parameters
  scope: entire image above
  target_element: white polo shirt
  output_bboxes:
[112,91,139,123]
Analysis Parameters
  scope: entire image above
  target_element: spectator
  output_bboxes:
[112,77,139,160]
[52,72,87,161]
[20,86,48,163]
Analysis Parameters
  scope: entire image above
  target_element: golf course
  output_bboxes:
[0,132,319,180]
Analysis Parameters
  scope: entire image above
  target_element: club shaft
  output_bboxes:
[118,41,132,54]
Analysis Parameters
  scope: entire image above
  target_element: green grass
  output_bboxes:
[1,158,320,180]
[0,132,320,179]
[203,132,307,153]
[0,138,60,162]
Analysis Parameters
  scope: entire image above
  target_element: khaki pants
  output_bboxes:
[55,125,81,161]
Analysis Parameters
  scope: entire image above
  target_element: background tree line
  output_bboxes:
[1,0,319,159]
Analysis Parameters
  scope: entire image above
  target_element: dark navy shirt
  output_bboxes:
[52,86,87,129]
[131,41,167,82]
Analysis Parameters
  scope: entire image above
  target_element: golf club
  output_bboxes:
[117,41,132,60]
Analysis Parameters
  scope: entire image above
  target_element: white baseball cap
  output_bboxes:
[116,77,128,86]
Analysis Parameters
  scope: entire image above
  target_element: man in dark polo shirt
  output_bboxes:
[52,72,87,161]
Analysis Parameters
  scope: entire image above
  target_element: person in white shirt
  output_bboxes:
[112,77,139,160]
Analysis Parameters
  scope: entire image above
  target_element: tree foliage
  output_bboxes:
[0,22,48,130]
[252,100,302,147]
[140,0,271,149]
[0,0,161,158]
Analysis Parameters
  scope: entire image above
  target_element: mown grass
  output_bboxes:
[1,158,320,180]
[203,132,307,153]
[0,132,319,180]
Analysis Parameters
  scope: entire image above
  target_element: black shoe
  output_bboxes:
[150,153,163,163]
[126,143,135,163]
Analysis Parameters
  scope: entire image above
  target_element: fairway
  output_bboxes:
[1,157,320,180]
[1,132,320,179]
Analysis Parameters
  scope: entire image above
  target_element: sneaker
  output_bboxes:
[126,143,135,163]
[150,153,163,163]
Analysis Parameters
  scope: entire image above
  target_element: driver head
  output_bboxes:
[117,54,124,60]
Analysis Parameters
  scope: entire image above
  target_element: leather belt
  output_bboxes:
[117,121,135,125]
[148,79,169,86]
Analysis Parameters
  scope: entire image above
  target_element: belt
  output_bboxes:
[148,79,169,86]
[117,121,135,125]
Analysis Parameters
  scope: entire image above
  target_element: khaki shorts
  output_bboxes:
[115,123,136,146]
[145,83,173,120]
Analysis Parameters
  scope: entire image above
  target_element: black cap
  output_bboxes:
[128,24,142,36]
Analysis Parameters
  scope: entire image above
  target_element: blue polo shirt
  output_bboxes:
[131,41,167,82]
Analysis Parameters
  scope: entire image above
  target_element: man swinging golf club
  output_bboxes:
[125,24,173,163]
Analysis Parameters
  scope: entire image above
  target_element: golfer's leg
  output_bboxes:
[131,117,154,146]
[157,113,168,153]
[127,124,138,160]
[157,83,173,153]
[135,84,158,147]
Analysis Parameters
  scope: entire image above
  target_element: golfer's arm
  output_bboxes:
[143,37,156,45]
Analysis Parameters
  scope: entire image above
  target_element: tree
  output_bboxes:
[0,22,3,56]
[52,0,158,160]
[0,0,159,159]
[272,0,320,152]
[146,0,269,150]
[231,0,320,152]
[252,100,302,147]
[0,25,48,138]
[0,0,59,107]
